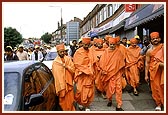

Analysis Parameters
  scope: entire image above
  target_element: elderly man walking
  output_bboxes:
[99,37,125,111]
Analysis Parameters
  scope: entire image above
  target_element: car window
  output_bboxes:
[4,72,21,111]
[23,63,58,111]
[45,52,57,60]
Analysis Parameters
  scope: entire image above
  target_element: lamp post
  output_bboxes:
[49,6,63,40]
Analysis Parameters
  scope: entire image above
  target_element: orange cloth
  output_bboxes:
[130,38,138,44]
[82,37,91,44]
[93,47,105,91]
[56,43,65,51]
[116,44,127,89]
[125,45,144,88]
[108,37,117,44]
[150,32,159,39]
[73,47,95,107]
[105,35,112,41]
[96,38,104,44]
[149,44,164,106]
[99,48,125,106]
[52,56,75,111]
[115,36,120,42]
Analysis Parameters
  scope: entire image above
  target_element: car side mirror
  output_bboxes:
[25,93,44,107]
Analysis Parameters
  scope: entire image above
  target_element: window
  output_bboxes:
[108,4,113,17]
[104,6,107,20]
[113,4,121,14]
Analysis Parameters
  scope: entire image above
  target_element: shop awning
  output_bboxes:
[124,4,164,30]
[110,20,125,33]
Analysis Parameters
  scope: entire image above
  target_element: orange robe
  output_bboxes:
[125,45,144,88]
[149,44,164,106]
[93,47,105,92]
[52,56,75,111]
[99,48,125,106]
[73,47,95,107]
[117,44,127,89]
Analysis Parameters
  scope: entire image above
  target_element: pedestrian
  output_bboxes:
[145,32,164,111]
[52,43,76,111]
[30,45,43,61]
[4,46,19,61]
[73,37,95,111]
[70,40,78,57]
[115,36,127,90]
[121,37,128,47]
[103,35,111,48]
[125,38,144,96]
[16,45,29,60]
[134,35,143,48]
[92,38,106,98]
[78,38,83,48]
[140,35,153,56]
[99,37,125,111]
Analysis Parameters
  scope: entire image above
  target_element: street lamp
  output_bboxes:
[49,6,63,40]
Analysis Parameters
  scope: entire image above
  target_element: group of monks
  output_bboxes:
[51,31,164,111]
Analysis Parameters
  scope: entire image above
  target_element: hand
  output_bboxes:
[145,75,149,83]
[101,70,107,75]
[62,63,67,69]
[159,62,164,67]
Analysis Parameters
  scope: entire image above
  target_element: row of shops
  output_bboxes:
[87,4,164,43]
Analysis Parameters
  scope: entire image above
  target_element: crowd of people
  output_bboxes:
[4,31,164,111]
[51,31,164,111]
[4,44,52,61]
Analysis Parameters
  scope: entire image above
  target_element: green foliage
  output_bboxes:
[4,27,23,48]
[40,32,52,44]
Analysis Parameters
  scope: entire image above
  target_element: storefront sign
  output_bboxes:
[97,21,113,33]
[125,4,164,30]
[125,4,136,12]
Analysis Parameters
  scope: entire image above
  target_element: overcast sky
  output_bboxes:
[3,2,97,38]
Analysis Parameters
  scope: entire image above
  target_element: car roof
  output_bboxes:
[4,61,39,74]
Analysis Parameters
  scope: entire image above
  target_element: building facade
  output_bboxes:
[80,3,164,42]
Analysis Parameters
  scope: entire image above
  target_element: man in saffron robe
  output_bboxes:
[103,35,111,48]
[73,37,95,111]
[52,43,75,111]
[92,38,106,98]
[145,32,164,111]
[125,38,144,96]
[115,36,127,89]
[99,37,125,111]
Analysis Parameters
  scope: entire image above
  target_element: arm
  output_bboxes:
[145,49,151,82]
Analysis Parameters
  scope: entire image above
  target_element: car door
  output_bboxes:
[23,62,61,111]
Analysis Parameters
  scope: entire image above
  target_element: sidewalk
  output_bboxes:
[76,82,158,111]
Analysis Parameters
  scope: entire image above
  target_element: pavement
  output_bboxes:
[75,81,165,112]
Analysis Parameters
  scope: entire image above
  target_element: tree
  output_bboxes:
[40,32,52,44]
[4,27,23,48]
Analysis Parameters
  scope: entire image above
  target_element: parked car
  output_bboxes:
[43,48,57,70]
[4,61,62,111]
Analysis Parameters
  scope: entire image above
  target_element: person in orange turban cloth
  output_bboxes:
[145,32,164,111]
[98,37,125,111]
[90,37,98,54]
[115,36,127,89]
[73,37,95,111]
[103,35,112,48]
[52,43,76,111]
[92,38,106,98]
[125,38,144,96]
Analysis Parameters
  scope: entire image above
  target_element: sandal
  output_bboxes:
[133,90,139,96]
[155,106,161,111]
[107,101,112,107]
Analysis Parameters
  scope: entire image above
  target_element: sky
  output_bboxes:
[3,2,97,38]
